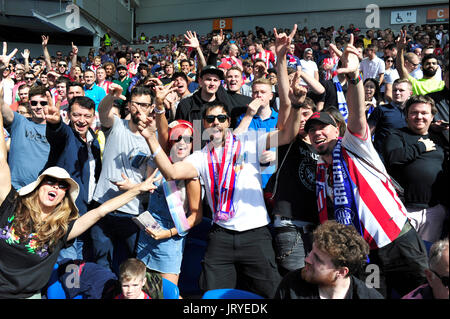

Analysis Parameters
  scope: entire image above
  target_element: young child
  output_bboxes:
[115,258,152,299]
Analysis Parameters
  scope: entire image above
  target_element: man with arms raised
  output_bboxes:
[304,35,428,298]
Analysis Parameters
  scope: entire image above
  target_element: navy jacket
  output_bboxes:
[45,120,102,215]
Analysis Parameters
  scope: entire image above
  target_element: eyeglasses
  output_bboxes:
[59,63,67,67]
[25,77,35,81]
[131,101,153,109]
[431,269,449,287]
[408,61,419,67]
[30,100,48,107]
[133,55,140,58]
[174,135,193,144]
[42,177,70,191]
[386,59,394,62]
[204,114,228,123]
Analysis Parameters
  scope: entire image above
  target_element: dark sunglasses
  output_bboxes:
[59,63,67,67]
[30,100,48,106]
[204,114,228,123]
[432,269,449,287]
[174,135,193,144]
[42,177,70,191]
[25,77,35,80]
[134,55,140,58]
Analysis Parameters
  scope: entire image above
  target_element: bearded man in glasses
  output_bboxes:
[1,85,50,189]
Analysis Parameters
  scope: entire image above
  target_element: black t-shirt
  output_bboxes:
[319,78,348,110]
[271,136,320,224]
[274,268,384,299]
[0,188,75,298]
[383,127,447,209]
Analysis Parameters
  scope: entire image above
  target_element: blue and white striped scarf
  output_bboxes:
[333,75,348,123]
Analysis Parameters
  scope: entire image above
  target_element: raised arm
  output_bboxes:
[266,80,306,149]
[336,34,366,137]
[395,30,409,80]
[184,31,206,72]
[274,24,297,130]
[233,97,264,135]
[0,90,11,204]
[138,117,197,181]
[41,35,52,71]
[69,42,78,80]
[153,83,177,153]
[0,83,14,127]
[98,83,125,129]
[21,49,31,73]
[68,170,159,241]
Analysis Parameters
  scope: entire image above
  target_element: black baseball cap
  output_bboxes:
[200,65,224,80]
[117,64,127,70]
[304,112,337,133]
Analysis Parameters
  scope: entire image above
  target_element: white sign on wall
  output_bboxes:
[391,10,417,24]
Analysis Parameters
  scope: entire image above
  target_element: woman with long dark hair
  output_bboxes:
[0,98,158,299]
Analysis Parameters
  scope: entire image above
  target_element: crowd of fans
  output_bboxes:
[0,20,448,300]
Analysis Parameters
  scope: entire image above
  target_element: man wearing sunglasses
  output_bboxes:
[138,68,306,298]
[1,85,50,189]
[403,237,449,299]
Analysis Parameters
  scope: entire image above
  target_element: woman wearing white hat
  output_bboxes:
[0,105,158,299]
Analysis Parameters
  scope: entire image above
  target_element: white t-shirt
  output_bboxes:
[299,59,318,85]
[93,116,154,215]
[360,56,385,81]
[185,131,270,231]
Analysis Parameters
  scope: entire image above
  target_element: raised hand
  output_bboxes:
[154,82,176,107]
[288,71,308,105]
[137,115,157,139]
[273,24,297,57]
[41,35,49,47]
[21,49,30,60]
[334,34,360,79]
[139,168,162,194]
[396,30,409,51]
[0,42,18,67]
[108,82,126,100]
[71,42,79,55]
[184,31,200,49]
[418,137,436,152]
[246,97,265,117]
[211,29,225,48]
[44,92,62,124]
[113,172,135,191]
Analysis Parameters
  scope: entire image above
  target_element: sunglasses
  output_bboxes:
[174,135,193,144]
[386,59,394,62]
[204,114,228,123]
[25,77,35,80]
[30,100,48,106]
[431,269,449,287]
[42,177,70,191]
[134,55,140,58]
[59,63,67,67]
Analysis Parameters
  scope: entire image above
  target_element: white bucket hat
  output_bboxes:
[18,167,80,214]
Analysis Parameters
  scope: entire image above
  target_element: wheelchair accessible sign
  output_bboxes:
[391,10,417,24]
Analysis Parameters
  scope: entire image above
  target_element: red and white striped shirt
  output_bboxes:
[252,50,275,69]
[320,126,408,249]
[97,80,112,94]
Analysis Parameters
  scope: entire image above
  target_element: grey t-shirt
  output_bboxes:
[93,116,154,215]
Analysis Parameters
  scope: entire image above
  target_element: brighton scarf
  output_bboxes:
[316,138,364,237]
[206,132,241,222]
[333,75,349,123]
[162,179,191,237]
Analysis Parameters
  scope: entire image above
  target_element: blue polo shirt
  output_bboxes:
[84,83,106,111]
[237,107,279,189]
[368,102,407,157]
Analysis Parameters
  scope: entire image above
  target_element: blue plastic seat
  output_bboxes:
[202,288,264,299]
[46,263,83,299]
[162,278,180,299]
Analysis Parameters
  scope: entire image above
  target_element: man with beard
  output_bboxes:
[44,95,102,261]
[274,221,383,299]
[90,84,157,272]
[1,85,50,189]
[396,30,445,95]
[303,35,428,298]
